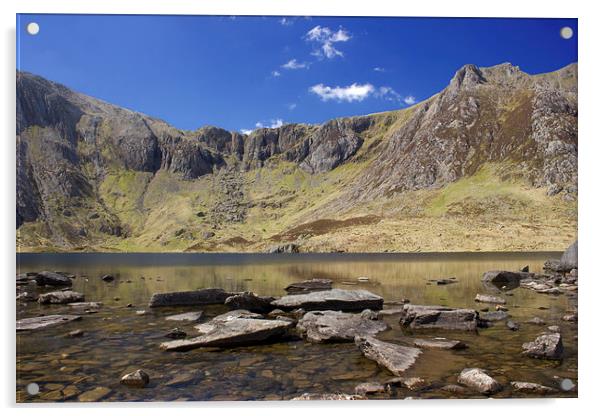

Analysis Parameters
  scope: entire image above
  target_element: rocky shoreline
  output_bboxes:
[16,243,578,401]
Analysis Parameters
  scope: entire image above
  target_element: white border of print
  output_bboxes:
[1,0,599,415]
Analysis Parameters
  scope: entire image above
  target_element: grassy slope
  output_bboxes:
[17,107,577,253]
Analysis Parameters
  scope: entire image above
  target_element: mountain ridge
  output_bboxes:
[16,62,578,252]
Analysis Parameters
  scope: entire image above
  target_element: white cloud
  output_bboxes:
[309,83,375,103]
[281,59,308,70]
[309,83,404,104]
[376,86,401,102]
[240,129,254,135]
[404,95,417,105]
[287,103,297,110]
[271,70,281,77]
[305,25,351,59]
[373,67,386,72]
[279,17,293,26]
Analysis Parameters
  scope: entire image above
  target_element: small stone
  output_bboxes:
[354,382,388,395]
[458,368,501,395]
[511,381,558,395]
[475,294,506,304]
[562,314,577,322]
[403,377,429,391]
[547,325,560,332]
[506,320,520,331]
[527,317,546,325]
[67,329,84,338]
[101,274,114,282]
[136,310,147,315]
[165,328,187,339]
[120,369,150,388]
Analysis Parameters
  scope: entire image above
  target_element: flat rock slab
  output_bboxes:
[522,332,564,360]
[162,315,293,351]
[413,338,467,350]
[271,289,383,312]
[68,302,102,310]
[285,279,333,293]
[17,314,82,331]
[474,294,506,304]
[35,271,73,287]
[38,290,85,304]
[297,310,388,343]
[165,311,204,322]
[458,368,501,394]
[511,381,558,395]
[149,288,235,307]
[224,292,275,313]
[479,311,509,322]
[399,304,478,331]
[355,336,421,376]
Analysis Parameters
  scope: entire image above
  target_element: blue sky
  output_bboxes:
[17,15,577,133]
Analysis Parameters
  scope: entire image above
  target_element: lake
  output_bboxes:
[16,252,578,401]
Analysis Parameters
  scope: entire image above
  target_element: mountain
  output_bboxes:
[16,63,578,252]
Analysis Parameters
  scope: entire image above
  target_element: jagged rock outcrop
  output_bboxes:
[16,63,578,250]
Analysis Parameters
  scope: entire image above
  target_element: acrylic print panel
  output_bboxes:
[16,14,577,402]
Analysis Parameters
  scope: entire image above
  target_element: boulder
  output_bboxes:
[148,288,235,307]
[224,292,275,313]
[297,310,388,343]
[522,332,564,360]
[120,369,150,388]
[399,304,478,331]
[482,270,529,287]
[457,368,501,395]
[17,314,82,331]
[413,338,467,350]
[161,313,293,351]
[271,289,383,312]
[35,271,73,287]
[268,243,300,254]
[474,294,506,304]
[560,241,578,270]
[284,279,332,293]
[38,290,85,304]
[355,336,422,376]
[165,311,203,322]
[510,381,558,394]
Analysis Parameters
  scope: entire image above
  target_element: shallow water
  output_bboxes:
[16,252,578,402]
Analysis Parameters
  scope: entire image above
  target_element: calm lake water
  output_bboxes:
[16,252,578,402]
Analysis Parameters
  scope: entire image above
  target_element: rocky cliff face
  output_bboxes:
[16,63,578,252]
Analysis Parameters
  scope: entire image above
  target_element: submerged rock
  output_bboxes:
[17,314,82,331]
[474,294,506,304]
[149,288,235,307]
[38,290,85,304]
[165,311,203,322]
[511,381,558,394]
[77,386,112,402]
[284,279,332,293]
[161,312,293,351]
[522,332,564,360]
[413,338,467,350]
[355,336,422,376]
[297,310,388,343]
[399,304,478,331]
[35,271,73,287]
[506,320,520,331]
[164,328,187,339]
[272,289,383,312]
[120,369,150,388]
[291,393,364,400]
[457,368,502,394]
[224,292,275,313]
